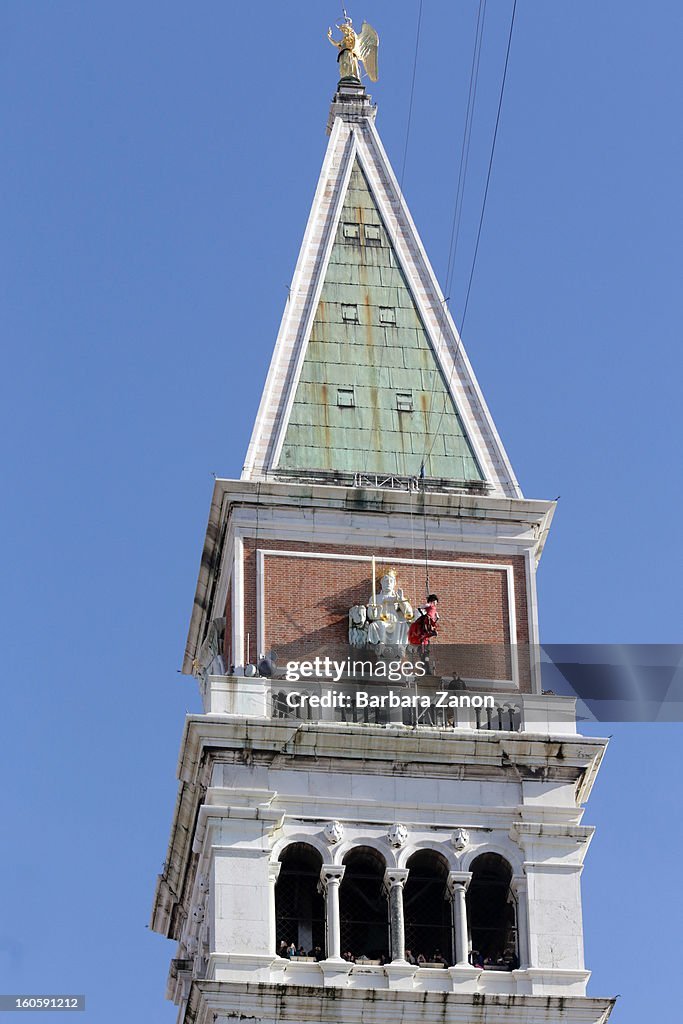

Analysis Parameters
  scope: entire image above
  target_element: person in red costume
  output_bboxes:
[408,594,439,647]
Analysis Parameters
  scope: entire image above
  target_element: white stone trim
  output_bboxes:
[523,861,585,875]
[233,507,539,552]
[524,549,542,693]
[256,548,266,660]
[232,535,244,668]
[334,836,395,869]
[215,529,235,658]
[396,841,459,872]
[461,841,524,877]
[506,563,518,686]
[270,832,330,865]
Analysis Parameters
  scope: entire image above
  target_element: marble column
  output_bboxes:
[513,874,530,969]
[320,865,345,960]
[447,871,472,966]
[384,869,410,962]
[267,862,281,955]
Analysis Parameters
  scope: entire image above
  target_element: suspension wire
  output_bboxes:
[253,479,262,662]
[420,465,430,599]
[408,481,418,602]
[422,0,518,468]
[412,0,487,597]
[459,0,518,348]
[417,0,518,600]
[399,0,424,194]
[413,0,487,480]
[443,0,487,303]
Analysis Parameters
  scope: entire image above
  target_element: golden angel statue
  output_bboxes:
[327,17,379,83]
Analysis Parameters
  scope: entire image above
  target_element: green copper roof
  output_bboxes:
[277,161,483,481]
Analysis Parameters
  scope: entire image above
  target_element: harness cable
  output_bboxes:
[414,0,487,481]
[408,481,418,610]
[364,0,481,604]
[399,0,424,192]
[367,0,488,620]
[423,0,518,470]
[413,0,487,603]
[418,0,518,609]
[252,479,262,668]
[420,463,430,599]
[443,0,488,314]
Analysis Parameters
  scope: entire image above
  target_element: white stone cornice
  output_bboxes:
[523,860,585,875]
[509,822,594,870]
[192,802,285,854]
[510,822,595,847]
[192,978,615,1023]
[178,716,608,787]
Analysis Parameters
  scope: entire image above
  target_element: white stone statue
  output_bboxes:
[366,570,413,652]
[348,564,415,654]
[348,604,368,646]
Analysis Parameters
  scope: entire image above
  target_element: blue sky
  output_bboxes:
[1,2,681,1021]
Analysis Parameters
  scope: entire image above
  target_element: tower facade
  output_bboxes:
[151,68,615,1024]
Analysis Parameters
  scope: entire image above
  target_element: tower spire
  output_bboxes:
[244,36,520,496]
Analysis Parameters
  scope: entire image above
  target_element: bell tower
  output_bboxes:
[151,25,615,1024]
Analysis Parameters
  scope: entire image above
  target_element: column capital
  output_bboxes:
[446,870,472,896]
[268,861,282,883]
[384,868,409,890]
[319,864,345,889]
[512,873,527,891]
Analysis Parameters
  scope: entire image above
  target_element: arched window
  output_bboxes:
[275,844,325,958]
[466,853,518,970]
[404,850,453,965]
[340,847,388,961]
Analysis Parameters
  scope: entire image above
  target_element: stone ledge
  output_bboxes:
[188,978,615,1024]
[180,715,607,784]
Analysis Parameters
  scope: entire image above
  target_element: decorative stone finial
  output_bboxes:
[387,823,409,848]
